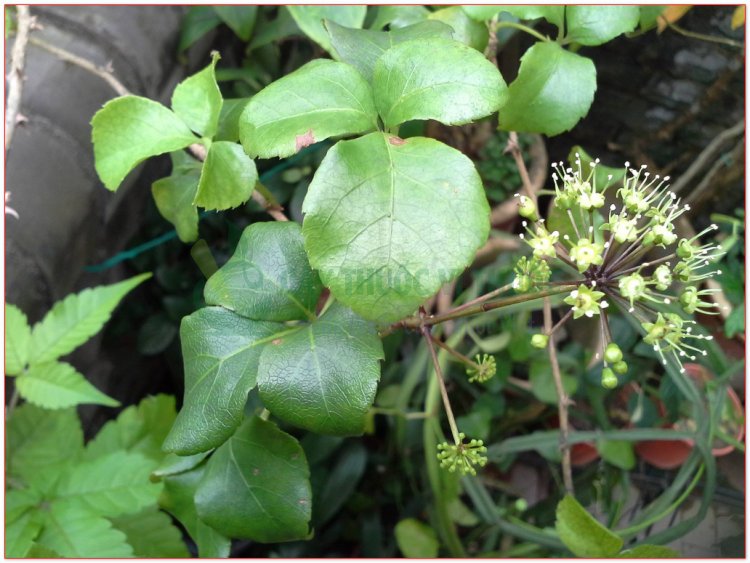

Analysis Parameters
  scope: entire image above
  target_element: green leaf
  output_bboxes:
[153,451,211,478]
[530,360,578,405]
[257,302,383,435]
[326,20,453,83]
[315,442,367,526]
[288,5,367,55]
[249,7,301,51]
[214,6,257,41]
[638,6,666,31]
[29,273,151,364]
[25,543,62,558]
[204,222,323,322]
[85,394,177,463]
[463,5,565,31]
[370,5,429,29]
[597,439,636,470]
[725,302,745,338]
[8,405,83,485]
[565,6,640,46]
[37,503,134,557]
[161,465,231,558]
[92,97,197,191]
[54,451,162,517]
[239,59,378,159]
[195,416,312,542]
[302,132,490,324]
[555,495,623,557]
[16,361,118,409]
[394,518,439,558]
[498,42,596,136]
[194,141,257,210]
[163,307,284,455]
[6,510,43,558]
[110,506,190,558]
[373,38,507,128]
[171,53,223,138]
[6,303,31,375]
[618,545,680,558]
[6,488,42,524]
[428,7,489,51]
[567,145,626,189]
[152,153,202,242]
[179,6,222,52]
[215,97,250,142]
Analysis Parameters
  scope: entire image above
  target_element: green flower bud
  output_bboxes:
[514,498,528,512]
[436,433,488,476]
[531,333,549,349]
[467,354,497,383]
[518,195,539,221]
[612,360,628,375]
[601,367,618,389]
[604,342,623,364]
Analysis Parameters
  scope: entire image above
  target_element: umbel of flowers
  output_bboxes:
[516,155,723,386]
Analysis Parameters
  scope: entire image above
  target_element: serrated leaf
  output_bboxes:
[8,405,83,486]
[204,222,322,322]
[179,6,222,52]
[498,42,596,136]
[618,545,680,558]
[288,5,366,55]
[25,543,62,558]
[373,38,507,128]
[216,97,250,142]
[565,6,640,46]
[29,273,151,364]
[172,53,223,138]
[326,19,454,83]
[6,510,44,558]
[302,132,490,324]
[6,488,43,524]
[214,5,257,41]
[195,416,312,542]
[152,154,202,242]
[37,503,134,557]
[110,506,190,557]
[597,439,636,470]
[555,495,623,557]
[163,307,284,455]
[428,7,489,51]
[395,518,439,558]
[16,361,118,409]
[161,465,231,558]
[85,394,177,462]
[370,5,429,30]
[6,302,31,375]
[257,302,383,435]
[194,141,257,210]
[239,59,378,159]
[462,5,564,31]
[54,451,162,517]
[92,97,197,191]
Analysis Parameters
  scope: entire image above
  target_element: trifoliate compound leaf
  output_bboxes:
[302,132,490,324]
[110,506,190,558]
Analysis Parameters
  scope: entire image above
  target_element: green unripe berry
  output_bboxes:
[601,367,618,389]
[604,342,623,364]
[612,360,628,375]
[531,333,549,349]
[518,196,539,221]
[514,498,528,512]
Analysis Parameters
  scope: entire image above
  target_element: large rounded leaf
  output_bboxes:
[302,132,490,324]
[204,222,323,322]
[373,38,507,128]
[195,416,312,542]
[287,5,366,55]
[257,303,384,435]
[194,141,257,211]
[240,59,378,159]
[162,307,285,455]
[497,42,596,136]
[565,6,640,46]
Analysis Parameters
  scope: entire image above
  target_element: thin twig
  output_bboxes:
[431,334,479,369]
[6,6,32,151]
[505,132,536,202]
[29,35,130,96]
[421,323,461,445]
[664,20,744,49]
[448,282,514,317]
[543,297,574,494]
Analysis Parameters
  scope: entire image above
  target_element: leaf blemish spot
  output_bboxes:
[272,338,283,345]
[253,468,260,476]
[295,129,315,152]
[388,136,406,146]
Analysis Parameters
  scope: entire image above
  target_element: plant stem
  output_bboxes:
[6,6,32,152]
[665,20,744,48]
[448,282,514,317]
[505,132,536,201]
[430,334,480,369]
[422,325,462,446]
[547,309,573,337]
[543,297,574,494]
[495,21,549,43]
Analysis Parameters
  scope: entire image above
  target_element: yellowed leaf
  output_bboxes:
[657,5,692,33]
[731,5,745,30]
